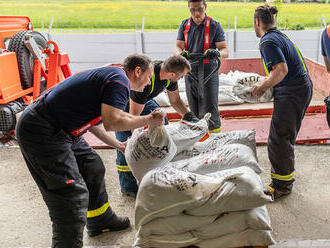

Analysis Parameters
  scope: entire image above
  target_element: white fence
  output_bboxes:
[53,30,326,73]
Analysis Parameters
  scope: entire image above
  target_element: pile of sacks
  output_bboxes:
[125,116,275,248]
[153,71,273,107]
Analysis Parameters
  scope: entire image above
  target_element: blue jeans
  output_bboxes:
[115,99,168,193]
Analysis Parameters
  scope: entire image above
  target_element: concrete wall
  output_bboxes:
[52,30,325,73]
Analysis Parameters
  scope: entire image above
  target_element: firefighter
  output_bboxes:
[16,54,165,248]
[321,24,330,127]
[175,0,229,133]
[115,55,198,197]
[252,5,313,199]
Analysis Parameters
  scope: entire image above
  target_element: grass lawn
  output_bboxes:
[1,0,329,31]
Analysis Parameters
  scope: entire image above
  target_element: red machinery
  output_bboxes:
[0,15,71,132]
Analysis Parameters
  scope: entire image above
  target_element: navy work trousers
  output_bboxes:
[268,76,313,190]
[16,99,109,248]
[184,60,221,131]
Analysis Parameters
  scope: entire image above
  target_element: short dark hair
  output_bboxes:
[254,4,278,26]
[163,55,191,74]
[188,0,206,6]
[122,54,152,72]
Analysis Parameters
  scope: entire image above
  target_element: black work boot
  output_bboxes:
[264,183,292,200]
[86,206,130,237]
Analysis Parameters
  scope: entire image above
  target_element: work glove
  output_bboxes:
[204,49,220,60]
[180,50,190,60]
[325,96,330,128]
[183,111,199,123]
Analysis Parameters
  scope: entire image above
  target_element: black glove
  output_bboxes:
[183,111,199,123]
[325,96,330,128]
[204,49,220,60]
[180,50,190,60]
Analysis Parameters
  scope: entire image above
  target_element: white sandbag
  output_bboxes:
[192,206,272,239]
[125,125,177,183]
[164,114,210,154]
[219,70,262,87]
[233,75,273,103]
[177,77,186,92]
[153,91,171,107]
[186,166,272,216]
[135,166,243,227]
[134,232,199,248]
[196,229,275,248]
[194,129,257,157]
[137,214,217,236]
[172,143,262,175]
[218,85,244,105]
[179,91,189,106]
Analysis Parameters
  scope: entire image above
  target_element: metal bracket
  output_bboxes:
[24,34,46,70]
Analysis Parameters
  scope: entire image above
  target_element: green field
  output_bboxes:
[1,0,329,31]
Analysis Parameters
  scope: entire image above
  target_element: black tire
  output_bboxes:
[8,31,47,89]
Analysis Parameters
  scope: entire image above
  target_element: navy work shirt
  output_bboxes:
[45,66,130,134]
[259,27,307,87]
[177,15,225,54]
[130,61,178,105]
[321,26,330,63]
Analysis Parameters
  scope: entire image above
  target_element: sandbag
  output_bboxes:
[172,143,262,175]
[135,166,243,227]
[233,75,273,103]
[196,229,275,248]
[192,206,272,239]
[134,232,199,248]
[154,91,171,107]
[194,129,257,157]
[164,114,210,154]
[125,125,177,183]
[186,166,272,216]
[137,214,217,237]
[218,85,244,105]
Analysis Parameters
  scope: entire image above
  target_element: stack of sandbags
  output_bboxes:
[126,120,275,248]
[134,166,274,248]
[154,71,271,107]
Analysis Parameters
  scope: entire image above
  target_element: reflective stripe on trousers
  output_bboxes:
[16,100,110,248]
[268,76,313,190]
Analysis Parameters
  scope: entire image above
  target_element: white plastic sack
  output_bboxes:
[165,114,210,154]
[194,129,257,157]
[135,166,243,227]
[134,232,199,248]
[233,75,273,103]
[177,77,186,92]
[125,126,177,183]
[172,143,262,175]
[196,229,275,248]
[192,206,272,239]
[137,214,217,237]
[153,91,171,107]
[186,166,272,216]
[218,85,244,105]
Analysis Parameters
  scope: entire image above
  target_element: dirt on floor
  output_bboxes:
[0,144,329,248]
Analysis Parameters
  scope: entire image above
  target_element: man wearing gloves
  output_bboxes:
[175,0,229,133]
[16,54,165,248]
[115,55,198,197]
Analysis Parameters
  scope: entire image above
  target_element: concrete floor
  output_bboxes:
[0,145,330,248]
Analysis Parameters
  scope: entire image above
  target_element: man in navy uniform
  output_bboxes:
[16,54,165,248]
[115,55,198,197]
[252,5,313,199]
[175,0,229,133]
